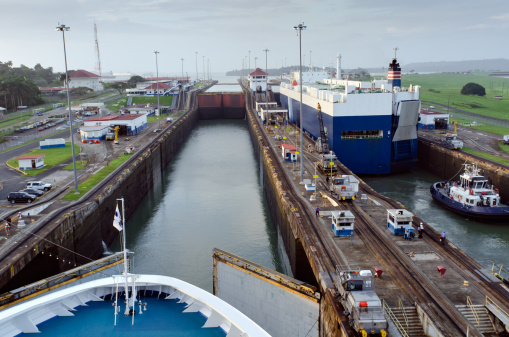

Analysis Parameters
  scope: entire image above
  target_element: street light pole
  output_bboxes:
[154,51,160,129]
[195,51,198,83]
[181,58,184,78]
[248,50,251,71]
[56,23,79,194]
[202,55,205,82]
[294,22,306,182]
[263,49,269,125]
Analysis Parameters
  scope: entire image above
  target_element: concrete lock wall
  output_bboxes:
[418,139,509,202]
[244,91,344,337]
[214,258,319,337]
[0,97,200,291]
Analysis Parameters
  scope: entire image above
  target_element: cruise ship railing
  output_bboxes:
[0,252,125,309]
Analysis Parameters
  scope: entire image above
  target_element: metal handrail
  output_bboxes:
[486,295,509,322]
[466,296,481,328]
[382,299,409,337]
[398,298,409,329]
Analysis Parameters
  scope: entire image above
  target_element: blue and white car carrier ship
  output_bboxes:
[279,57,420,174]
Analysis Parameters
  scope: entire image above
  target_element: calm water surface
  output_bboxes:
[111,120,282,292]
[362,167,509,269]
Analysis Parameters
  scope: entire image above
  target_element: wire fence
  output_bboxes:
[422,101,509,129]
[0,127,72,152]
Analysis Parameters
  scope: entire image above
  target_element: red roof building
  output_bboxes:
[144,83,171,90]
[17,155,45,160]
[248,68,268,93]
[68,70,103,91]
[70,70,100,78]
[249,68,268,76]
[17,155,45,169]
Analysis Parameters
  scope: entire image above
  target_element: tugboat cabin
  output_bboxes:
[281,144,297,162]
[387,209,414,235]
[331,210,355,237]
[449,164,501,207]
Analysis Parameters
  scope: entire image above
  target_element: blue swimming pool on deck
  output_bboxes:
[26,296,226,337]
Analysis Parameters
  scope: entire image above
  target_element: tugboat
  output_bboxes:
[430,163,509,221]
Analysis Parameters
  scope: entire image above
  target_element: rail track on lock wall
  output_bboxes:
[296,142,479,336]
[247,98,505,335]
[301,132,509,334]
[419,135,509,170]
[300,127,509,303]
[0,85,213,273]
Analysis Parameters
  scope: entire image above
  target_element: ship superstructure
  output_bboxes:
[279,58,420,174]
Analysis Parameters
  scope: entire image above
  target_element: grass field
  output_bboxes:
[402,73,509,121]
[62,154,132,200]
[462,147,509,166]
[63,161,88,170]
[107,96,173,112]
[7,143,81,176]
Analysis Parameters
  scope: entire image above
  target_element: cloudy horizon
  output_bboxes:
[1,0,508,76]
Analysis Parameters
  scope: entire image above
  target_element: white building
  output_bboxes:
[17,155,45,170]
[418,110,449,130]
[84,115,147,136]
[69,70,103,91]
[248,68,268,93]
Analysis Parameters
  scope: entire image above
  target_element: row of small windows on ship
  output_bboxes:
[341,130,383,139]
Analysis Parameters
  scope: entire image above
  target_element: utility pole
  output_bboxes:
[264,48,269,125]
[294,22,306,182]
[195,51,198,82]
[309,50,312,72]
[154,51,160,129]
[56,23,79,194]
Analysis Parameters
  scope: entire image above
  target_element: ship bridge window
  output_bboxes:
[341,130,383,140]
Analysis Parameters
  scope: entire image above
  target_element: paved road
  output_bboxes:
[0,129,79,200]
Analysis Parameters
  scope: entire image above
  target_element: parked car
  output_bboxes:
[25,181,52,191]
[38,127,44,131]
[19,188,44,196]
[7,192,36,204]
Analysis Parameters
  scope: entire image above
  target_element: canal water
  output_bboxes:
[110,119,283,292]
[362,167,509,270]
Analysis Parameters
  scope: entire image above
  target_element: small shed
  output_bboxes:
[17,155,45,170]
[387,209,414,235]
[40,138,65,149]
[331,210,355,237]
[281,144,297,162]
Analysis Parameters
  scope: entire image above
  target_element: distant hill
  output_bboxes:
[226,59,509,76]
[402,59,509,73]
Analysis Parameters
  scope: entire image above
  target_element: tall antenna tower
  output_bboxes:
[94,22,102,77]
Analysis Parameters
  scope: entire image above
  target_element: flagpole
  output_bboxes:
[118,197,130,316]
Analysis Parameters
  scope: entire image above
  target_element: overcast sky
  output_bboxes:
[1,0,508,77]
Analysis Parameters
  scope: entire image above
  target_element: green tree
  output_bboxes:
[127,75,145,86]
[109,82,131,95]
[70,87,93,95]
[461,82,486,96]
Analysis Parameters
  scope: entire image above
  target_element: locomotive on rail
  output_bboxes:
[336,266,387,336]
